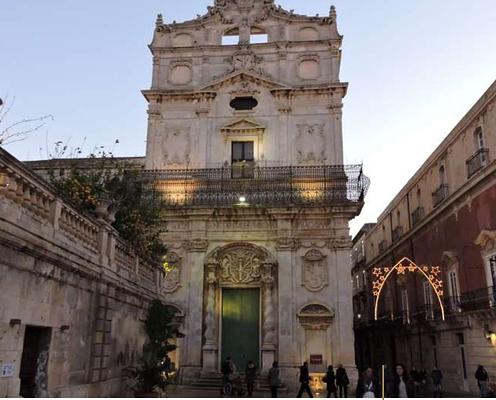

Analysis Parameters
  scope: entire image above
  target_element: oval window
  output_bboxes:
[230,96,258,111]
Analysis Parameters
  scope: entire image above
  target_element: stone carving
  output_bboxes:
[297,303,334,329]
[185,238,208,252]
[207,219,276,231]
[301,249,328,292]
[163,252,181,293]
[276,237,299,250]
[295,123,326,164]
[207,243,275,284]
[204,263,218,348]
[220,249,262,284]
[327,237,352,249]
[262,263,275,348]
[162,126,191,166]
[475,230,496,252]
[297,218,331,230]
[34,348,49,397]
[229,49,266,76]
[166,220,190,231]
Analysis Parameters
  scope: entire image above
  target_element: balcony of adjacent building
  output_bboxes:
[432,184,449,208]
[142,164,369,208]
[378,239,388,254]
[411,206,425,227]
[392,225,404,244]
[444,286,496,316]
[466,148,489,178]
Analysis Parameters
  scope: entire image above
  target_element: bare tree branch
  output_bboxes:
[0,96,54,146]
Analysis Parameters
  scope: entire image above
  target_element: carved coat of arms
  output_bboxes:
[220,249,262,284]
[302,249,328,291]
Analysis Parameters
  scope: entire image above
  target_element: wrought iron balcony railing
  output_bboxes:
[466,148,489,178]
[459,286,496,312]
[392,225,403,243]
[142,164,369,207]
[411,206,425,227]
[432,184,449,208]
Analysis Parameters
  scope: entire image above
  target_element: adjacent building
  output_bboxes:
[352,80,496,395]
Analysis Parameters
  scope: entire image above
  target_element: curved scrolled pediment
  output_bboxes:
[297,303,334,329]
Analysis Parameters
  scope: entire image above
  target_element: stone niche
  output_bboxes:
[297,304,334,373]
[169,62,193,85]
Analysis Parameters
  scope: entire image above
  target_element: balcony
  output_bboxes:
[466,148,489,178]
[432,184,449,208]
[411,206,425,227]
[142,164,369,208]
[392,225,403,243]
[378,240,388,254]
[459,286,496,312]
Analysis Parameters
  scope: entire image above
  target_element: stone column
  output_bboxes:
[261,262,276,372]
[202,260,219,374]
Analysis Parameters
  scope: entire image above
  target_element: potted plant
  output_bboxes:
[125,299,183,398]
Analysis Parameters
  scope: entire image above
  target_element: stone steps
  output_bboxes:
[187,375,288,394]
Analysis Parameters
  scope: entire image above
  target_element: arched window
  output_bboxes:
[438,165,446,185]
[474,127,484,150]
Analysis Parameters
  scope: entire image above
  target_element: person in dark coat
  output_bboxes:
[297,362,314,398]
[268,361,280,398]
[324,365,337,398]
[431,366,443,398]
[475,365,489,398]
[388,364,414,398]
[356,367,381,398]
[245,360,257,397]
[336,364,350,398]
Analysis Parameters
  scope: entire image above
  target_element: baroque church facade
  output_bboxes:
[143,0,368,385]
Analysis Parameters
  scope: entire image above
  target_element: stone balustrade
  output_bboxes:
[0,148,159,294]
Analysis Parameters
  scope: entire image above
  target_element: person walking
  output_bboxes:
[388,363,414,398]
[268,361,280,398]
[297,361,314,398]
[431,366,443,398]
[245,360,257,397]
[336,364,350,398]
[324,365,337,398]
[475,365,489,398]
[356,367,381,398]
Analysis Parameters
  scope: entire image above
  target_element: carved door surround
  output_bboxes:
[202,242,277,372]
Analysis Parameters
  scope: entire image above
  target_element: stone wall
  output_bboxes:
[0,148,161,397]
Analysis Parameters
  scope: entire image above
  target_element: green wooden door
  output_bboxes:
[221,288,260,370]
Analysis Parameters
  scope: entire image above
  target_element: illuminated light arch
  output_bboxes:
[372,257,444,321]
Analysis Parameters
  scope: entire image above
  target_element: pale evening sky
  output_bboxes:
[1,1,496,236]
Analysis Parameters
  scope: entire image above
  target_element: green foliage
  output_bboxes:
[128,299,184,394]
[48,155,166,263]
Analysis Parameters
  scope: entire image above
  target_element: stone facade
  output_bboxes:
[142,0,366,391]
[352,80,496,396]
[0,148,167,397]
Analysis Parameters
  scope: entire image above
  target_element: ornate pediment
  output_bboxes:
[156,1,335,31]
[220,118,265,142]
[200,71,289,92]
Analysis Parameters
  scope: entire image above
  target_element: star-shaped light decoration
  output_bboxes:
[372,257,445,321]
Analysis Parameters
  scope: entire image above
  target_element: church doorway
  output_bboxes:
[221,288,260,370]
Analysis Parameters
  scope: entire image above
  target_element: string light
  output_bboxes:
[372,257,444,321]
